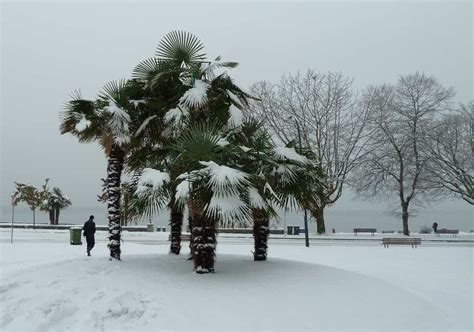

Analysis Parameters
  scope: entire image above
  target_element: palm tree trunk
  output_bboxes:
[49,209,55,225]
[169,205,183,255]
[252,209,270,261]
[107,144,125,260]
[187,215,193,260]
[189,202,216,273]
[55,208,60,225]
[123,192,129,226]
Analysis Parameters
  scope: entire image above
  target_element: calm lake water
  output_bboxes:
[2,203,472,232]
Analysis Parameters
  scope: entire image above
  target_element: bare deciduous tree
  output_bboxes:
[353,72,455,235]
[424,102,473,204]
[251,70,371,234]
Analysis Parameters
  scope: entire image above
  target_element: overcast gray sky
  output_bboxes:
[1,1,472,217]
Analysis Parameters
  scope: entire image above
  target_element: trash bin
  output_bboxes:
[70,226,82,245]
[287,226,292,235]
[294,226,300,235]
[146,223,155,232]
[287,225,296,235]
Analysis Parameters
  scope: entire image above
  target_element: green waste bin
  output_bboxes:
[70,227,82,245]
[146,223,155,232]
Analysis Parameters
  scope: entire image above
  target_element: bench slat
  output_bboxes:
[382,237,421,248]
[354,228,377,236]
[435,229,459,237]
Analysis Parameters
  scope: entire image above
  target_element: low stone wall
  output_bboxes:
[218,228,284,235]
[0,223,148,232]
[1,224,285,234]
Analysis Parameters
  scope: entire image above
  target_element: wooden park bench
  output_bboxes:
[435,229,459,237]
[354,228,377,236]
[382,237,421,248]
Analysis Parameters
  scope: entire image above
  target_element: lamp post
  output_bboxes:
[10,194,18,244]
[293,118,310,247]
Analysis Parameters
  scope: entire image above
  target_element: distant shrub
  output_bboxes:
[419,225,432,234]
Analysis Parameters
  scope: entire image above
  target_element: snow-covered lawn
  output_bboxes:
[0,229,472,331]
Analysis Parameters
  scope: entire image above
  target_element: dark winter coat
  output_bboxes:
[83,219,96,237]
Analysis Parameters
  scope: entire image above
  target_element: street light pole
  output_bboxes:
[10,194,17,244]
[11,204,15,244]
[294,120,310,248]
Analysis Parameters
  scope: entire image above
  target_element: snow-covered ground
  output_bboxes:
[0,229,472,331]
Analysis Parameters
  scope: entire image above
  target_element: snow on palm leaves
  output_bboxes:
[200,161,252,226]
[100,30,319,270]
[106,101,131,146]
[180,80,210,109]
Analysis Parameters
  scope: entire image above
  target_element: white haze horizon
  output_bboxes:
[1,1,472,231]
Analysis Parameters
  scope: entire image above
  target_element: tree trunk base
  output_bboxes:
[316,222,326,235]
[402,209,410,236]
[169,209,183,255]
[253,213,269,261]
[191,215,216,273]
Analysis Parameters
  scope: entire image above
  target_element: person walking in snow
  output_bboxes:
[83,215,96,256]
[432,222,438,233]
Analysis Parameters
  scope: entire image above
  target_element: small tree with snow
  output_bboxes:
[40,187,72,225]
[14,179,49,226]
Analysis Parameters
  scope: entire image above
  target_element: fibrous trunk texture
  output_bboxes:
[169,206,183,255]
[55,208,60,225]
[189,203,216,273]
[252,209,270,261]
[107,144,125,260]
[49,210,55,225]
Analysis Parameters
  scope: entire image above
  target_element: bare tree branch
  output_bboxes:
[352,72,455,234]
[250,70,371,233]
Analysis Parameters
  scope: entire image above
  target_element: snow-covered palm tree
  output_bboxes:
[60,79,146,260]
[41,187,72,225]
[129,31,251,257]
[227,119,324,260]
[130,121,259,272]
[127,31,324,270]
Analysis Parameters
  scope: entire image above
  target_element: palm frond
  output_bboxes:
[105,101,131,146]
[172,121,223,164]
[59,93,96,135]
[126,169,171,221]
[135,168,171,198]
[131,57,181,86]
[179,79,210,109]
[210,74,254,107]
[98,79,129,105]
[156,31,206,65]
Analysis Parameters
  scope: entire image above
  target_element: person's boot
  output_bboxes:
[87,250,91,256]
